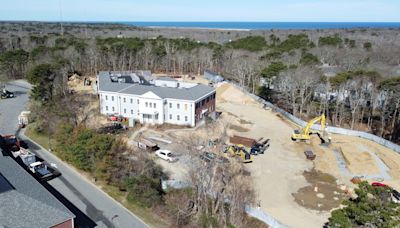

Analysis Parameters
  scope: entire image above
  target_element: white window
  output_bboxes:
[177,103,180,109]
[111,96,114,101]
[154,103,156,108]
[177,115,180,121]
[149,103,152,108]
[123,97,126,103]
[169,103,172,108]
[169,114,172,120]
[105,106,108,111]
[137,99,139,104]
[185,116,188,121]
[105,95,108,100]
[130,98,133,104]
[131,109,133,114]
[124,108,126,114]
[145,102,148,107]
[184,104,188,111]
[112,107,115,112]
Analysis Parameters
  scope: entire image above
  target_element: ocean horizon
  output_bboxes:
[120,21,400,30]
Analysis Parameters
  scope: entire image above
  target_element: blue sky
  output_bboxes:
[1,0,399,22]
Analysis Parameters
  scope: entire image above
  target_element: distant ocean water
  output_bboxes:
[120,22,400,30]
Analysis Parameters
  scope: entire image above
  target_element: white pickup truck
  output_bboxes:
[155,149,178,162]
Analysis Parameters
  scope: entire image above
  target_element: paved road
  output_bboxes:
[0,80,148,228]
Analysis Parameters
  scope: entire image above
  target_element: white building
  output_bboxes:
[97,71,216,127]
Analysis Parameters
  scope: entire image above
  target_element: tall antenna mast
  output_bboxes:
[59,0,64,37]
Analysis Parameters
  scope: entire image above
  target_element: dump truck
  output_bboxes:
[11,146,61,181]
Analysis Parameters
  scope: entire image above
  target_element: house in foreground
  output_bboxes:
[0,148,75,228]
[97,71,216,127]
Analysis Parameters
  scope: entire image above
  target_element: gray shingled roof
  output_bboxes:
[98,71,215,101]
[155,77,177,82]
[0,150,74,228]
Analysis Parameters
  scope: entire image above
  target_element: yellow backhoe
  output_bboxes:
[224,145,253,163]
[291,114,331,145]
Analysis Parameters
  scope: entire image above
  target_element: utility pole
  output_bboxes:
[59,0,64,37]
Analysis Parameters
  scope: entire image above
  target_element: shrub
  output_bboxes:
[225,36,267,52]
[276,34,311,52]
[261,62,287,78]
[124,175,164,208]
[328,181,400,227]
[319,34,343,46]
[364,42,372,50]
[260,50,282,60]
[300,53,320,65]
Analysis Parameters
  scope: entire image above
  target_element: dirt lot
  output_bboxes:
[77,74,400,227]
[213,82,400,227]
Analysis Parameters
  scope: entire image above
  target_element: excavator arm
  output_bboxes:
[301,114,325,135]
[292,114,329,144]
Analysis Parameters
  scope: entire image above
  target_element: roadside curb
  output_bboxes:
[21,130,150,228]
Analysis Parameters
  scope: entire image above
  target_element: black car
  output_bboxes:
[0,90,15,99]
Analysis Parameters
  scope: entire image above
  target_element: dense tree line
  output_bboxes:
[1,26,400,142]
[2,23,400,226]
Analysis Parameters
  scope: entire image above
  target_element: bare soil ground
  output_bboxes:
[213,82,400,227]
[74,74,400,227]
[68,75,109,129]
[293,169,346,211]
[68,74,97,94]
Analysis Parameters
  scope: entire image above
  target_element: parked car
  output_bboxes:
[0,90,14,99]
[372,182,389,188]
[155,149,178,162]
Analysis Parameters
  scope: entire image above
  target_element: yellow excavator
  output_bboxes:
[291,114,331,145]
[224,145,253,163]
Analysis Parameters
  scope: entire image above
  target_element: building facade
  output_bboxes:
[97,71,216,127]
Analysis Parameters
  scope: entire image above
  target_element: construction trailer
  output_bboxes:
[134,138,159,151]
